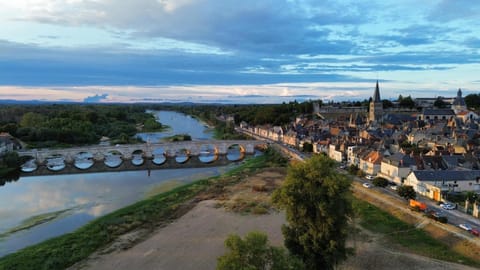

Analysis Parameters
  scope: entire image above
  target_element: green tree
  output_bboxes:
[372,177,389,187]
[434,97,447,108]
[217,231,304,270]
[382,99,394,109]
[397,185,416,200]
[272,155,353,270]
[465,94,480,110]
[398,95,415,108]
[20,112,45,128]
[302,142,313,152]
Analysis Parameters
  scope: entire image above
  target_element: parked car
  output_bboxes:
[440,202,456,210]
[470,228,480,236]
[362,182,372,188]
[365,175,374,180]
[459,223,472,231]
[388,184,398,191]
[429,210,448,223]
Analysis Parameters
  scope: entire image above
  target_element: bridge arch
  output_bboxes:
[20,155,37,172]
[131,149,145,166]
[104,150,123,168]
[45,154,66,171]
[175,148,190,164]
[74,151,94,170]
[226,144,245,161]
[152,147,166,165]
[197,143,218,163]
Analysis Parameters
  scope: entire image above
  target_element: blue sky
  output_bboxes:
[0,0,479,103]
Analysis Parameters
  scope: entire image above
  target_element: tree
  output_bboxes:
[372,177,389,187]
[434,97,447,108]
[217,231,304,270]
[465,94,480,110]
[272,155,353,270]
[302,142,313,152]
[397,185,416,200]
[398,95,415,108]
[382,99,394,109]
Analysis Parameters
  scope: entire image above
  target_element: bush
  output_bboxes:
[372,177,389,187]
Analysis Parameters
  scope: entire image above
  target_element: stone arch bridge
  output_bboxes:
[17,140,265,164]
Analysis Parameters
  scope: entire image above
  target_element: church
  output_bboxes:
[369,80,383,124]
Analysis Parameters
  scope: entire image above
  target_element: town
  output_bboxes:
[240,82,480,215]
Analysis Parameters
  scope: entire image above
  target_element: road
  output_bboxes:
[351,171,480,240]
[238,127,480,240]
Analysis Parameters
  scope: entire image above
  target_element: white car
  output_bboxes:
[389,185,398,191]
[362,182,372,188]
[459,223,472,231]
[440,202,456,210]
[365,175,375,180]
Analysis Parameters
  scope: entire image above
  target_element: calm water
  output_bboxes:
[0,111,222,257]
[136,110,214,142]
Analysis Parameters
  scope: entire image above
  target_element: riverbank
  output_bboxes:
[72,164,479,270]
[0,151,280,269]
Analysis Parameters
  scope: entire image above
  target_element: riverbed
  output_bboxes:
[0,110,224,257]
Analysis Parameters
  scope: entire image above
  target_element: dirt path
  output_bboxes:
[70,168,479,270]
[71,200,285,270]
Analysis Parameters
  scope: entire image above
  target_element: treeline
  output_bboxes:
[150,100,318,127]
[465,94,480,110]
[0,104,162,148]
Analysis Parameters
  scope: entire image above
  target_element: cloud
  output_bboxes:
[10,0,371,56]
[84,93,108,103]
[428,0,480,22]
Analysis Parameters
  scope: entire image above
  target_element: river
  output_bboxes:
[0,110,229,257]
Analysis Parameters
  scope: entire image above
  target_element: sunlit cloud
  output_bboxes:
[0,1,478,102]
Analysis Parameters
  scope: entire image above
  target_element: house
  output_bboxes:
[328,144,344,162]
[405,170,480,201]
[0,133,16,155]
[359,150,383,176]
[417,109,455,121]
[378,153,417,184]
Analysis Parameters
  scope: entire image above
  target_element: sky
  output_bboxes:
[0,0,479,103]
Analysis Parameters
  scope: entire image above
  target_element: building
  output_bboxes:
[359,150,383,176]
[417,108,455,121]
[405,170,480,201]
[369,81,383,123]
[0,133,16,155]
[451,88,467,113]
[378,153,417,184]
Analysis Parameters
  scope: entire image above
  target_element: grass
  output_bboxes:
[353,198,480,267]
[0,209,72,238]
[0,152,277,270]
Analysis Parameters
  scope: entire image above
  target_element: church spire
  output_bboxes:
[373,80,381,102]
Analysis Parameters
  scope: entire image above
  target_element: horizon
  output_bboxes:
[1,1,479,103]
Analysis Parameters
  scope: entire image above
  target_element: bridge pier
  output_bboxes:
[20,153,254,177]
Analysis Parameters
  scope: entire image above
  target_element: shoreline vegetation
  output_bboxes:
[0,209,73,239]
[0,149,283,270]
[352,198,480,267]
[1,147,479,269]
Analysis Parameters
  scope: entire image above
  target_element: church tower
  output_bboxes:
[452,88,467,113]
[369,80,383,123]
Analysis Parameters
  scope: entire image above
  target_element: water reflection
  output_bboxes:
[104,152,123,168]
[21,159,37,172]
[198,144,217,163]
[152,148,166,165]
[136,110,214,143]
[175,149,189,163]
[74,152,94,170]
[226,144,244,161]
[46,156,66,171]
[0,167,230,257]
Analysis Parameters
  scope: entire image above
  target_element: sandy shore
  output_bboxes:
[70,168,478,270]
